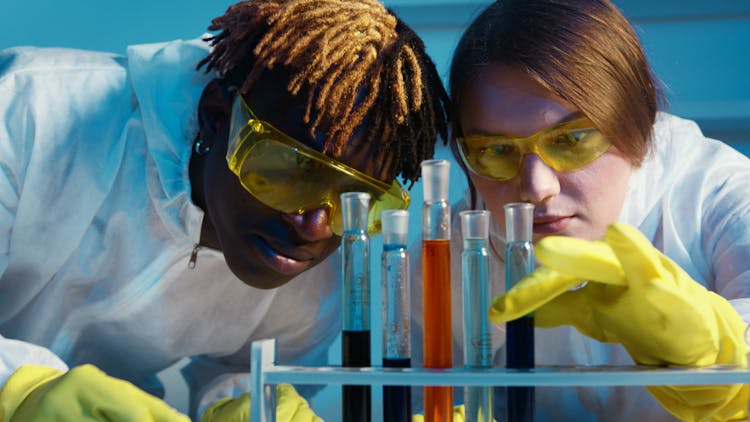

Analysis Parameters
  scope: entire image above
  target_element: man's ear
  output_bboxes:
[197,79,234,143]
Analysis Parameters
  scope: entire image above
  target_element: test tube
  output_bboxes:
[341,192,372,422]
[421,159,453,422]
[460,210,493,422]
[504,202,535,422]
[381,210,412,422]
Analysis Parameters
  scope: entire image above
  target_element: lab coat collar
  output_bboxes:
[126,37,214,244]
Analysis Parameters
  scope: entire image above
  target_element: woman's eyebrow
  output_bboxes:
[559,111,585,123]
[463,111,586,138]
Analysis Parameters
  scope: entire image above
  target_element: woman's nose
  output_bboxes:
[281,207,334,241]
[518,154,560,204]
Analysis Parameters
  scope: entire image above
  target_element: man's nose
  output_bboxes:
[518,154,560,205]
[281,207,334,241]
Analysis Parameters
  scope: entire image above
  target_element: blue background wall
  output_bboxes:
[3,0,748,151]
[2,1,748,419]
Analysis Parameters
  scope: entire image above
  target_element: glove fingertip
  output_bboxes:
[487,306,506,324]
[605,223,667,283]
[488,294,516,323]
[606,223,652,251]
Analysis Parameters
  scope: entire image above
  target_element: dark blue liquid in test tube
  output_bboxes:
[341,192,372,422]
[381,210,412,422]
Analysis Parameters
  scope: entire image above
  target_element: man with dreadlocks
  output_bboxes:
[0,0,448,420]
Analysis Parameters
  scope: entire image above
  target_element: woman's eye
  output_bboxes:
[551,133,578,147]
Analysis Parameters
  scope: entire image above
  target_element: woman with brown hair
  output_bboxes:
[411,0,750,420]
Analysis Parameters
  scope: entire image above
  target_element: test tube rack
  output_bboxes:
[249,338,750,422]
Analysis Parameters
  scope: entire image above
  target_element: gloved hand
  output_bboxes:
[201,383,322,422]
[488,223,749,421]
[412,404,466,422]
[0,364,189,421]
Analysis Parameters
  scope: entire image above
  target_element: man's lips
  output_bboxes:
[532,214,572,234]
[254,236,316,275]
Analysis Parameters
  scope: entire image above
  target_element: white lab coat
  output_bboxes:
[0,39,340,418]
[410,113,750,421]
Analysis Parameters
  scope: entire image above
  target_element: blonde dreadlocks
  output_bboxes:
[197,0,449,186]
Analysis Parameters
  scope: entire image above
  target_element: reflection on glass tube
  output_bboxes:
[460,210,493,422]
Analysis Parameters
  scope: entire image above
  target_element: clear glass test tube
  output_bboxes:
[421,159,453,422]
[341,192,372,422]
[381,209,412,422]
[460,210,493,422]
[504,202,535,422]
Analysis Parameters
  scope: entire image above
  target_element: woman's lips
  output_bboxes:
[533,215,572,235]
[255,237,313,276]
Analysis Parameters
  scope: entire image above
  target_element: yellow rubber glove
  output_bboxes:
[201,383,322,422]
[489,223,749,421]
[412,404,466,422]
[0,364,189,421]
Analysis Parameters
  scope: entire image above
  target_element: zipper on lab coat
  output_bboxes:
[188,244,201,269]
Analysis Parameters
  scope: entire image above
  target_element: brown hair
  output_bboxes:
[198,0,449,186]
[450,0,665,168]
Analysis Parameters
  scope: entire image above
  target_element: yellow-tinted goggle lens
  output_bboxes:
[226,97,409,235]
[457,118,610,181]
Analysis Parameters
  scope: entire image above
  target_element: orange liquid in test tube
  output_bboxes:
[423,238,453,422]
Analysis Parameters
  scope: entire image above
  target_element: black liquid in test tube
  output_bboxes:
[504,202,536,422]
[342,330,371,421]
[506,317,534,421]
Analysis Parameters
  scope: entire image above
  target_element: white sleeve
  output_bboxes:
[701,162,750,305]
[0,50,25,283]
[697,141,750,329]
[0,335,69,389]
[729,299,750,327]
[0,50,69,390]
[0,51,61,390]
[712,208,750,326]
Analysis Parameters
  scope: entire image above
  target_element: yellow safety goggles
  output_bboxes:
[457,117,610,181]
[226,95,410,236]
